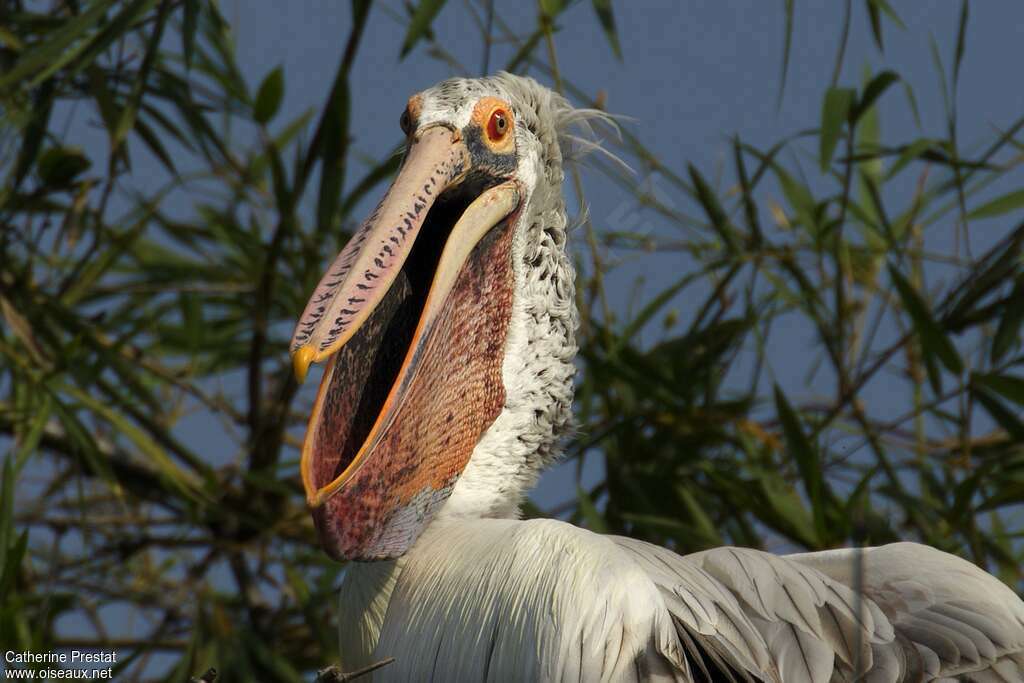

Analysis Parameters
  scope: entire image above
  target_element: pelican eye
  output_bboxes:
[400,109,412,136]
[486,108,511,142]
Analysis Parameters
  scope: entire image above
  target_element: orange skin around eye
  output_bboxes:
[401,94,424,135]
[406,94,423,123]
[471,96,515,154]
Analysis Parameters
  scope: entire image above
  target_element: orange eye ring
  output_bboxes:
[486,108,511,142]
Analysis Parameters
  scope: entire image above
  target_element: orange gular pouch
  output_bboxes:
[306,220,515,561]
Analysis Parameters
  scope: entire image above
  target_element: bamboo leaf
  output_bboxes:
[59,383,206,503]
[182,0,198,69]
[773,385,826,541]
[400,0,447,58]
[36,146,91,186]
[590,0,622,59]
[902,80,922,129]
[865,0,884,51]
[733,136,763,244]
[0,0,116,89]
[853,70,899,122]
[617,273,702,347]
[759,472,820,548]
[868,0,906,29]
[865,0,906,51]
[313,2,371,236]
[112,0,170,150]
[687,163,738,250]
[540,0,565,16]
[774,166,819,235]
[888,264,963,375]
[777,0,794,108]
[253,66,285,125]
[973,373,1024,406]
[992,276,1024,362]
[132,116,178,175]
[12,396,52,475]
[973,387,1024,441]
[886,138,936,180]
[953,0,969,89]
[968,189,1024,220]
[8,81,55,193]
[819,87,854,171]
[0,458,14,573]
[576,486,607,533]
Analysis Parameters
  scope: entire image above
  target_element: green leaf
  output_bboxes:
[540,0,565,16]
[676,485,722,546]
[777,0,794,108]
[182,0,198,69]
[617,272,702,347]
[59,383,207,503]
[759,471,820,548]
[774,166,819,235]
[968,189,1024,220]
[886,138,936,180]
[865,0,884,51]
[687,163,738,250]
[868,0,906,28]
[315,74,350,236]
[819,87,854,171]
[591,0,622,59]
[973,373,1024,406]
[0,458,14,574]
[576,486,607,533]
[865,0,906,51]
[953,0,969,88]
[9,81,55,194]
[12,395,51,476]
[112,0,170,150]
[992,277,1024,362]
[887,264,963,375]
[0,531,28,602]
[773,385,826,541]
[505,27,545,72]
[902,80,922,129]
[853,70,899,122]
[133,116,178,175]
[973,387,1024,441]
[733,136,763,244]
[23,0,156,91]
[400,0,447,58]
[312,1,371,236]
[253,66,285,125]
[0,0,116,89]
[36,146,91,186]
[0,25,24,51]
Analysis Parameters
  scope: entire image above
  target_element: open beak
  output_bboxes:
[291,124,520,560]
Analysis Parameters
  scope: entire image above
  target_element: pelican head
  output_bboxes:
[292,73,604,561]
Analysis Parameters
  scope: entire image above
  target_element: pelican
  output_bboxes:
[290,73,1024,681]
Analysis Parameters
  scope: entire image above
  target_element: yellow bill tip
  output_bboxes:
[292,345,316,384]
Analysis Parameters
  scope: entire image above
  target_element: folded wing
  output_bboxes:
[349,519,1023,682]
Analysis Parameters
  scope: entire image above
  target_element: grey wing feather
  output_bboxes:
[615,538,897,683]
[789,542,1024,681]
[617,539,1024,682]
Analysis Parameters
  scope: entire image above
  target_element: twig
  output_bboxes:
[316,657,396,682]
